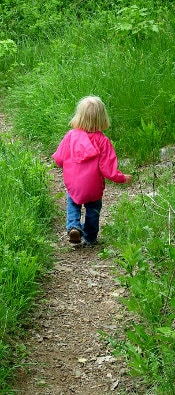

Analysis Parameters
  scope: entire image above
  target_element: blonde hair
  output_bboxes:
[69,96,110,132]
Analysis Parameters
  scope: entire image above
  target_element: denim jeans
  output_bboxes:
[66,194,102,244]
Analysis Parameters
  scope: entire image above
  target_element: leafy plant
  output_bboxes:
[113,5,162,39]
[134,119,162,165]
[0,135,55,390]
[101,180,175,393]
[0,40,17,58]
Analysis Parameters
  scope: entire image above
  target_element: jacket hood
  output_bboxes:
[70,129,100,163]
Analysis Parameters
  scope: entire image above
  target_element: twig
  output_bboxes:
[162,265,175,315]
[136,168,147,213]
[152,147,157,195]
[162,208,175,314]
[146,194,168,212]
[168,207,171,245]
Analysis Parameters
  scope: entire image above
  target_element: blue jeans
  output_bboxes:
[66,194,102,244]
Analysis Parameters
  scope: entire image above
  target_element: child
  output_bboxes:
[52,96,132,246]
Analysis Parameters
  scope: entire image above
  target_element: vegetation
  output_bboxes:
[100,166,175,394]
[0,0,175,393]
[0,132,54,390]
[0,0,175,161]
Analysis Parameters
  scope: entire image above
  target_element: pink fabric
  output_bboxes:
[52,129,126,204]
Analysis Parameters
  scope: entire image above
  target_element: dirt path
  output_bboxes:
[11,165,139,395]
[2,112,175,394]
[0,112,138,394]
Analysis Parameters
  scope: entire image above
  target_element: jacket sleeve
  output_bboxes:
[52,133,70,168]
[99,137,126,183]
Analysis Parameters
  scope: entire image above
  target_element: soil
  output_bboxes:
[0,112,139,395]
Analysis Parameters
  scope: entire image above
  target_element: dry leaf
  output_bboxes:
[111,380,119,390]
[78,357,87,364]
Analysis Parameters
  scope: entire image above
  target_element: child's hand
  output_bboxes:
[124,174,132,184]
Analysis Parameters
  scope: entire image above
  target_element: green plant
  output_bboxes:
[113,5,161,39]
[0,39,18,88]
[101,181,175,393]
[0,135,55,390]
[0,1,174,158]
[0,39,17,58]
[134,119,162,165]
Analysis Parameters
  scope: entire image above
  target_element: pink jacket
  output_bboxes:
[52,129,126,204]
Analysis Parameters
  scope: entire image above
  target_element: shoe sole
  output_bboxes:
[69,229,81,244]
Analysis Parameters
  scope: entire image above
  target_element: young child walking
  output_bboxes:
[52,96,132,246]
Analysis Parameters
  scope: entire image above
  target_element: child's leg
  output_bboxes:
[83,199,102,244]
[66,194,82,233]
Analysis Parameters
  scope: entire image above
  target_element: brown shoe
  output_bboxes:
[69,228,81,244]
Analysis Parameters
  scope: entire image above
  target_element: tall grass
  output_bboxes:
[0,134,54,389]
[100,166,175,393]
[3,6,175,162]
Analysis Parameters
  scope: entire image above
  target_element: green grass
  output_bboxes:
[0,134,54,389]
[2,5,175,163]
[100,167,175,394]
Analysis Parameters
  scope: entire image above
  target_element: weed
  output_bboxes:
[101,176,175,393]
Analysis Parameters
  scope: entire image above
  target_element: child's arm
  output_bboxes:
[99,137,132,184]
[52,133,69,167]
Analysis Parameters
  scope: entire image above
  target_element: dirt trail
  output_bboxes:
[12,166,138,395]
[2,112,175,394]
[0,112,138,394]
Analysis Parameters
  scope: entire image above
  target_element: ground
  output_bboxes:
[0,112,138,395]
[11,165,141,395]
[2,113,174,395]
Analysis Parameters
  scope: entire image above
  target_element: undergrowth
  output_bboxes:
[0,133,55,390]
[100,166,175,394]
[1,1,175,163]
